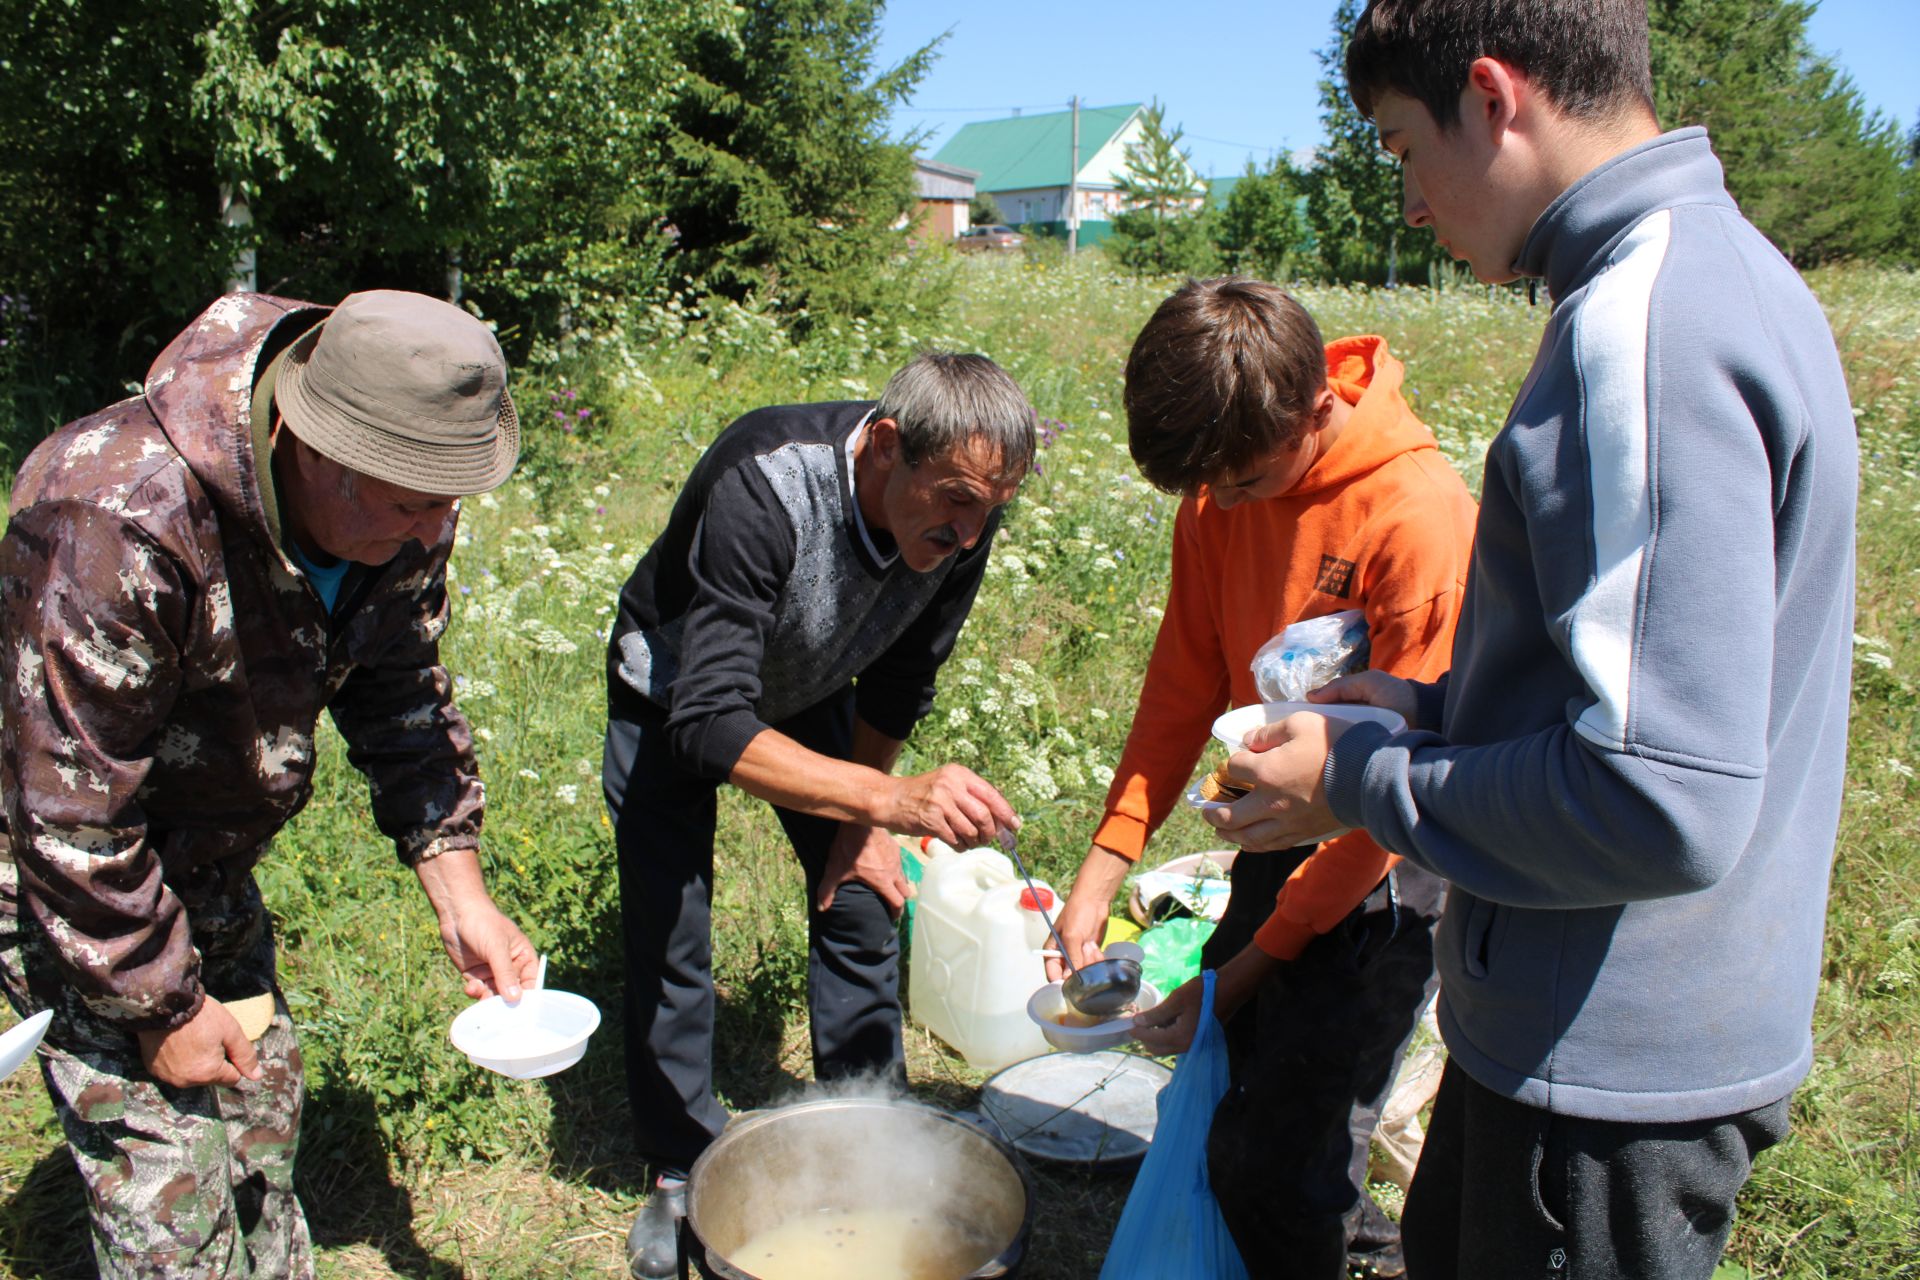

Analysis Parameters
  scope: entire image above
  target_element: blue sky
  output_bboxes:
[874,0,1920,179]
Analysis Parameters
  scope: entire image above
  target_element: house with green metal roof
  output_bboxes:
[932,102,1200,246]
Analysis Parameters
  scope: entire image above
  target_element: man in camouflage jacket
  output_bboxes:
[0,289,537,1278]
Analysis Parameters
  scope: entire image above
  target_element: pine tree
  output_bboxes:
[1300,0,1441,286]
[660,0,935,321]
[1215,155,1317,280]
[1650,0,1906,265]
[1109,101,1215,275]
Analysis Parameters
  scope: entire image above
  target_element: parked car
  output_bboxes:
[956,224,1025,252]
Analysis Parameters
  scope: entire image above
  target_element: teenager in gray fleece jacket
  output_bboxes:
[1157,4,1859,1276]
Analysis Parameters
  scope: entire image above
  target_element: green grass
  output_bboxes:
[1,255,1916,1277]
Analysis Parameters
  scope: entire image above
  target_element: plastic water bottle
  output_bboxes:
[909,839,1056,1070]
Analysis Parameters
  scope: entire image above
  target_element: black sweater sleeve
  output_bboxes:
[663,464,796,778]
[853,510,1002,741]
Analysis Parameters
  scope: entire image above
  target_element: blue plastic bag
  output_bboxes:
[1098,971,1250,1280]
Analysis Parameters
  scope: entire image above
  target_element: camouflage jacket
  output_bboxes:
[0,293,486,1031]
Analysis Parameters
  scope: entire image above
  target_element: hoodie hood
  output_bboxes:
[1287,335,1442,497]
[141,292,330,541]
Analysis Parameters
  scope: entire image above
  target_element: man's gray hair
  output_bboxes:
[873,351,1035,479]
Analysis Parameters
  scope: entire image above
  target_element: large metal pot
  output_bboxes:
[683,1097,1034,1279]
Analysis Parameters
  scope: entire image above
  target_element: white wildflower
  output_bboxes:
[453,675,497,700]
[554,784,579,805]
[1888,759,1916,780]
[518,768,541,781]
[1858,651,1895,670]
[522,622,579,655]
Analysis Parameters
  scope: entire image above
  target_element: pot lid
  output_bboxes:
[975,1050,1171,1168]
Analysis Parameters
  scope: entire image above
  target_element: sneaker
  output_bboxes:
[627,1176,688,1279]
[1347,1193,1407,1279]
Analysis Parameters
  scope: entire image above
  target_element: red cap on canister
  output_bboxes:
[1018,887,1055,912]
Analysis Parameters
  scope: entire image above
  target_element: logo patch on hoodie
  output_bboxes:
[1314,555,1356,598]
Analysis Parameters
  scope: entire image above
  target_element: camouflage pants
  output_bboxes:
[0,861,314,1279]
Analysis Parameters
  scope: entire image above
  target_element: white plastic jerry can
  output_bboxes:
[908,839,1058,1070]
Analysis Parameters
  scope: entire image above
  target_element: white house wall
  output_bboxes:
[992,188,1065,225]
[1081,118,1144,188]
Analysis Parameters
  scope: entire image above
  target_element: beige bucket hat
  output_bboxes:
[275,289,520,495]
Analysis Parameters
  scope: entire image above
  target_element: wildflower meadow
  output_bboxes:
[1,253,1916,1278]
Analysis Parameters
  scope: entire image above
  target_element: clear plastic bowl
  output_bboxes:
[449,989,601,1079]
[1025,979,1162,1054]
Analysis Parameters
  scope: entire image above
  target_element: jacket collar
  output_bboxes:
[1516,127,1736,303]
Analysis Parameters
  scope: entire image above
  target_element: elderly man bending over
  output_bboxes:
[0,290,538,1279]
[606,352,1032,1276]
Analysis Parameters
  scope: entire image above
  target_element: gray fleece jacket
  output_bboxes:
[1324,128,1858,1123]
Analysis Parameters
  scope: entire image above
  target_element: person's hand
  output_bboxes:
[1044,844,1133,983]
[1045,888,1113,984]
[1309,670,1417,725]
[414,848,540,1001]
[436,896,539,1001]
[880,764,1019,848]
[1206,711,1350,852]
[1131,943,1277,1057]
[136,998,263,1089]
[1132,974,1208,1055]
[817,823,912,917]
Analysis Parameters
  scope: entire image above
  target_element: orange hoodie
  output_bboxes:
[1093,335,1477,959]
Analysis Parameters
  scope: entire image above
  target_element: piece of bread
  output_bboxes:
[1197,761,1249,802]
[215,993,277,1041]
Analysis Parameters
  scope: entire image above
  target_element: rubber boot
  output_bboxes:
[627,1178,687,1279]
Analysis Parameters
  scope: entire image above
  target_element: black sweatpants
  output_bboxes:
[1200,848,1445,1279]
[603,684,905,1175]
[1401,1060,1791,1280]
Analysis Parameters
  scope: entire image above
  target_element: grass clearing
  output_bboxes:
[1,255,1916,1277]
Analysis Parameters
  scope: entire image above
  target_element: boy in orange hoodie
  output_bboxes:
[1049,277,1476,1278]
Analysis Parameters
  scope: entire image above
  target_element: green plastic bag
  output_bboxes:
[1138,917,1215,995]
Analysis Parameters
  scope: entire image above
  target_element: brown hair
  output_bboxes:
[1123,277,1327,496]
[1346,0,1653,128]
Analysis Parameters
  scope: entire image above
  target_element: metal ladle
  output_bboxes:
[997,826,1143,1019]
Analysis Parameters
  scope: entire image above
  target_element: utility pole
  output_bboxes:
[1068,95,1081,256]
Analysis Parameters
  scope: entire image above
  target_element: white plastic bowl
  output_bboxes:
[1183,701,1408,839]
[1210,700,1406,752]
[1026,979,1162,1054]
[449,989,600,1079]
